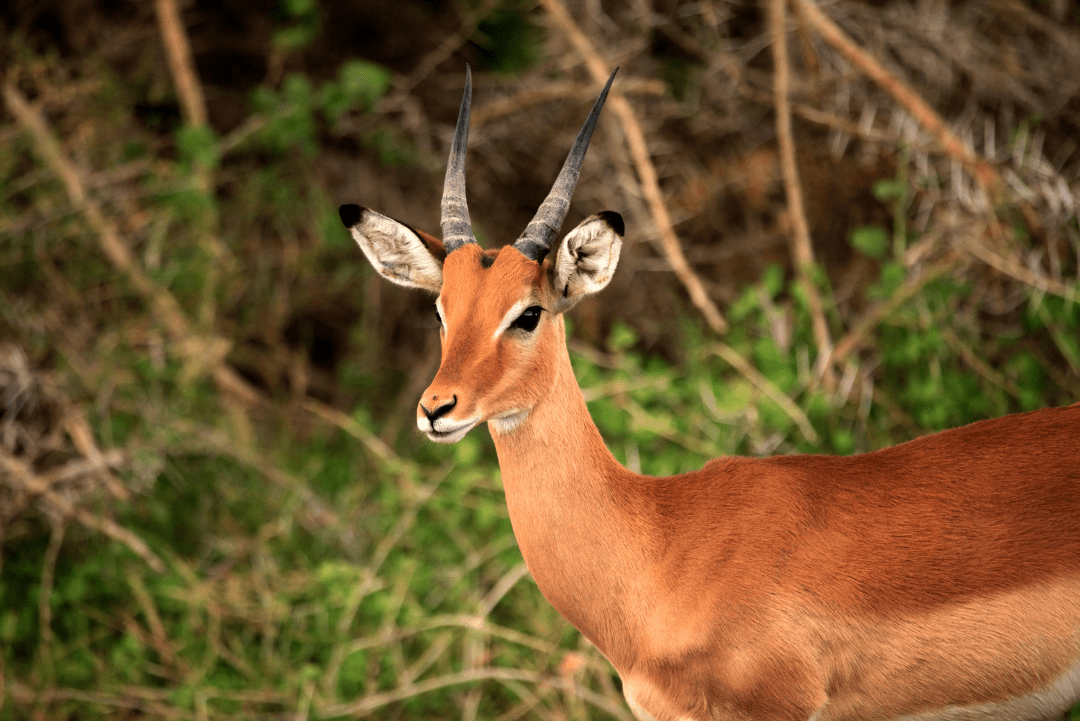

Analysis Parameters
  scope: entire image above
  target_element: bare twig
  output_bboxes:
[791,0,1003,197]
[316,666,633,720]
[154,0,231,334]
[67,412,129,501]
[127,568,189,676]
[37,520,66,679]
[302,397,400,469]
[940,328,1021,400]
[540,0,729,335]
[5,680,189,720]
[739,86,903,145]
[36,451,124,488]
[831,253,962,365]
[319,472,445,697]
[2,81,258,406]
[154,0,207,127]
[709,342,819,444]
[169,420,341,531]
[959,234,1078,301]
[621,398,722,456]
[0,450,166,572]
[768,0,835,388]
[375,0,502,120]
[472,78,667,128]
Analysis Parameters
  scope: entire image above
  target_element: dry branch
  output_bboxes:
[941,327,1022,400]
[375,0,503,120]
[127,568,189,675]
[768,0,835,388]
[2,81,258,406]
[791,0,1004,197]
[154,0,207,127]
[472,78,666,128]
[316,666,634,720]
[710,342,819,444]
[302,397,400,469]
[37,519,66,672]
[959,233,1078,301]
[540,0,729,335]
[739,87,903,146]
[0,449,166,572]
[831,253,962,364]
[67,411,129,501]
[171,420,341,532]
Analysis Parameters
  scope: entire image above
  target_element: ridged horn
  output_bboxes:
[441,65,477,254]
[513,68,618,262]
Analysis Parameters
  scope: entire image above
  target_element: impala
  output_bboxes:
[339,67,1080,721]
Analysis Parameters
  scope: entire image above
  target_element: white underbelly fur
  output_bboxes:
[889,655,1080,721]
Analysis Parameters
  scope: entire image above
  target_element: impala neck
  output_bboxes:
[489,318,650,665]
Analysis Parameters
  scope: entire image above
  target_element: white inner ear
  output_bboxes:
[552,214,623,312]
[349,209,443,293]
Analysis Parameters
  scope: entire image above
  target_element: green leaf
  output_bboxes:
[1051,327,1080,370]
[273,25,317,50]
[869,261,905,300]
[283,73,315,106]
[320,60,392,122]
[322,209,352,247]
[729,285,760,322]
[338,651,367,698]
[849,225,889,259]
[285,0,317,16]
[475,5,541,74]
[607,321,638,353]
[176,124,220,170]
[337,59,391,110]
[872,178,906,202]
[363,128,417,167]
[830,427,855,455]
[762,263,784,299]
[453,434,481,467]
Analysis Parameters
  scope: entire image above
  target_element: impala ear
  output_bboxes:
[340,204,445,293]
[549,211,623,313]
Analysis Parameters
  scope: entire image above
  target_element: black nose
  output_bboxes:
[420,395,457,424]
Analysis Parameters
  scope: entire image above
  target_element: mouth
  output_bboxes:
[420,417,480,444]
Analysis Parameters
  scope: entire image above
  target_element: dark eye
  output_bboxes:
[510,306,543,332]
[434,307,443,326]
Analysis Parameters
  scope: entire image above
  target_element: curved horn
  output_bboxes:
[514,68,618,262]
[441,66,477,254]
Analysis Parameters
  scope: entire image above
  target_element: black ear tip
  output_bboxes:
[339,204,363,228]
[597,210,625,237]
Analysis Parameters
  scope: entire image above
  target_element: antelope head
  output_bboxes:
[340,68,623,443]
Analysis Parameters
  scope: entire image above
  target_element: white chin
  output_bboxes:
[421,418,479,444]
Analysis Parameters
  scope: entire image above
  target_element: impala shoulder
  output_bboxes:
[699,454,828,489]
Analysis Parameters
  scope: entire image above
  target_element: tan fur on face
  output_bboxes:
[418,245,556,431]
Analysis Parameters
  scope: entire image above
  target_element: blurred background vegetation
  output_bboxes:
[1,0,1078,718]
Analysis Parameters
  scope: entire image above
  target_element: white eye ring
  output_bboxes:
[492,299,533,340]
[435,297,448,330]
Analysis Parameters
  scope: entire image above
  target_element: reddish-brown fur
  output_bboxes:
[355,225,1080,720]
[424,245,1079,720]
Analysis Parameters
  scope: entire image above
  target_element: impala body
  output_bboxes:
[340,68,1080,720]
